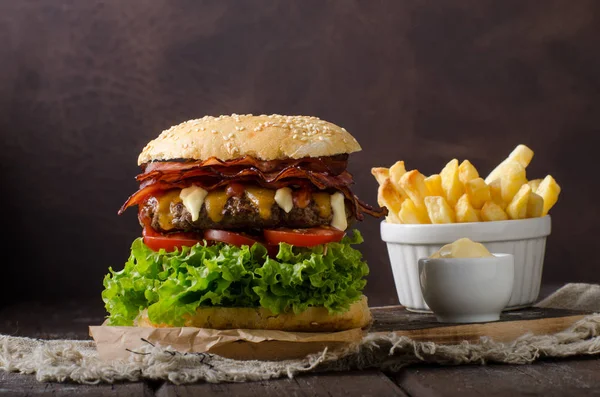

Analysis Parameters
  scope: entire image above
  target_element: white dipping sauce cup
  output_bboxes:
[418,254,514,323]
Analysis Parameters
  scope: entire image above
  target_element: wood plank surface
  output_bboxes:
[156,371,408,397]
[393,358,600,397]
[0,371,152,397]
[369,305,588,344]
[0,299,105,340]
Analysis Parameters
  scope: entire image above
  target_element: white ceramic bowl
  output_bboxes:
[418,254,514,323]
[380,216,551,312]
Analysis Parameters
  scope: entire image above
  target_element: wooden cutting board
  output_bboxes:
[368,305,592,344]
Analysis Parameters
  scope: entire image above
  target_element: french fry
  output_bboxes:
[399,170,430,210]
[488,179,507,209]
[424,174,444,197]
[499,161,527,203]
[371,167,390,186]
[458,160,480,185]
[399,199,430,224]
[455,194,481,223]
[481,201,509,221]
[527,178,543,193]
[485,144,534,184]
[372,143,560,223]
[386,211,402,224]
[465,177,491,209]
[440,159,464,207]
[377,179,405,222]
[527,192,544,218]
[536,175,561,216]
[424,196,456,224]
[389,161,407,194]
[506,184,531,220]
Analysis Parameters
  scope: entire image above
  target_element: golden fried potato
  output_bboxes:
[425,174,444,197]
[488,179,507,210]
[481,201,509,221]
[377,179,405,223]
[386,211,402,224]
[372,143,561,223]
[506,184,531,220]
[399,170,430,210]
[536,175,561,216]
[389,161,407,193]
[527,178,543,193]
[371,167,390,186]
[424,196,456,224]
[465,177,491,209]
[499,161,527,203]
[440,159,464,207]
[485,144,534,184]
[399,199,430,224]
[455,194,481,223]
[458,160,480,185]
[527,192,544,218]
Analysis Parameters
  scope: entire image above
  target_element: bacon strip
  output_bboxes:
[139,154,349,181]
[119,156,387,219]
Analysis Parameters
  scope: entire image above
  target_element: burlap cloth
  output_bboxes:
[1,283,600,384]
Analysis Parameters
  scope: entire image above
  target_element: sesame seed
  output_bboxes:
[225,141,239,155]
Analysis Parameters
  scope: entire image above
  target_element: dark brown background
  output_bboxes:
[1,0,598,307]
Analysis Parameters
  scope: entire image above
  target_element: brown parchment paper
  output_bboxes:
[89,325,365,361]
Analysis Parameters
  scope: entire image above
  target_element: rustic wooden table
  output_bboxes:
[1,285,599,397]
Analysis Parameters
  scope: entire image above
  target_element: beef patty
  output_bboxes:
[141,190,352,232]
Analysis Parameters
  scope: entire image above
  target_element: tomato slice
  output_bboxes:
[204,229,279,257]
[142,227,203,252]
[263,227,345,247]
[204,229,262,247]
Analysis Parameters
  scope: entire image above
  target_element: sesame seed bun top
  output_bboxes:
[137,114,362,165]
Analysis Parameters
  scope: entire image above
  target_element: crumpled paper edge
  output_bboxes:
[89,325,365,361]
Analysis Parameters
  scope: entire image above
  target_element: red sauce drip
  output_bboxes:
[293,189,311,209]
[226,182,246,198]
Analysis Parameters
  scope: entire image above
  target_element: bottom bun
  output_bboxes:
[135,295,372,332]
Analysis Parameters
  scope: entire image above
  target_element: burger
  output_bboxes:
[102,114,386,332]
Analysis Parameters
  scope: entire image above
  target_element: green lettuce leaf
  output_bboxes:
[102,230,369,326]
